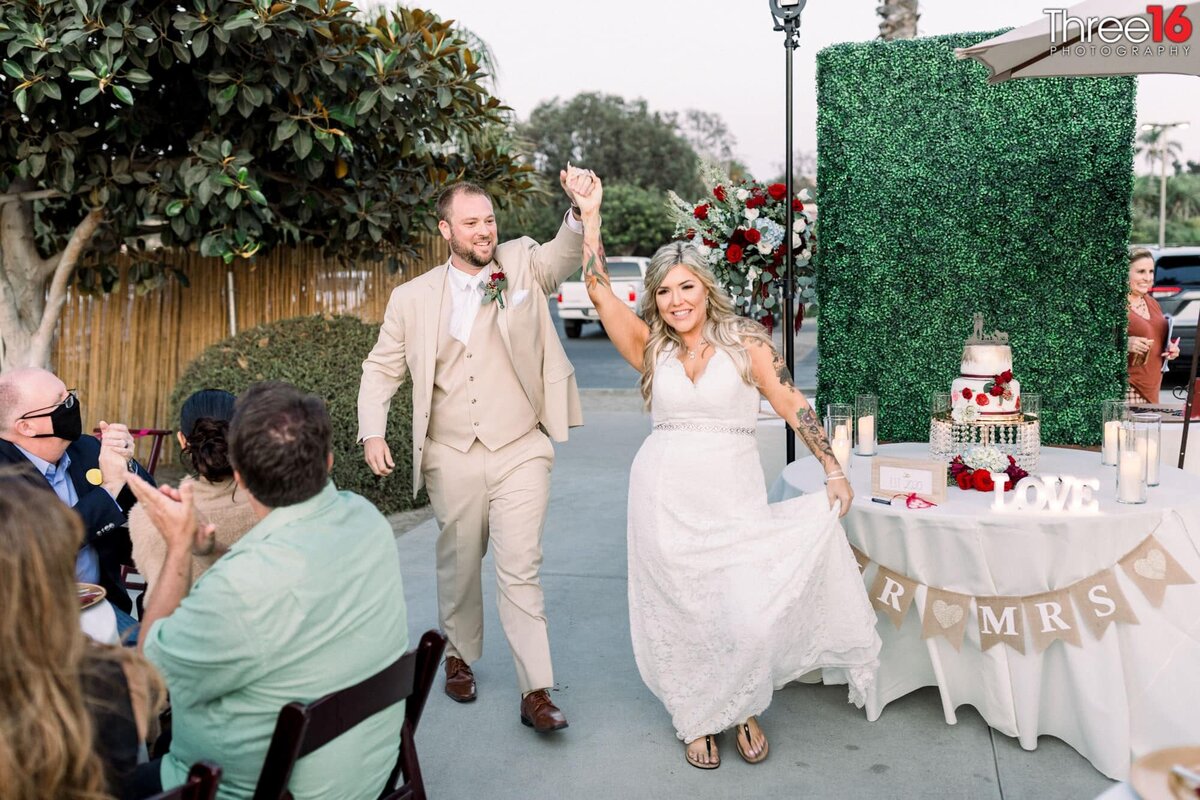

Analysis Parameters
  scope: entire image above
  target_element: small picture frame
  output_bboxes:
[871,457,947,505]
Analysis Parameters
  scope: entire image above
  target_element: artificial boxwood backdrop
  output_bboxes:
[815,32,1136,446]
[171,314,426,514]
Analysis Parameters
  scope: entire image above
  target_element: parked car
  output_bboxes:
[555,256,649,338]
[1147,246,1200,380]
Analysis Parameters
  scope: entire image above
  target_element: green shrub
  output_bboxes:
[171,315,427,514]
[815,33,1136,445]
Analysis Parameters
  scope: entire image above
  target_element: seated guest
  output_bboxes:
[0,367,153,626]
[130,390,257,597]
[0,468,163,800]
[126,382,409,800]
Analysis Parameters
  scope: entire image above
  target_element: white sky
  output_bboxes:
[413,0,1198,179]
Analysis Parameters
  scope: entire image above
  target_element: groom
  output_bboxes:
[357,167,600,732]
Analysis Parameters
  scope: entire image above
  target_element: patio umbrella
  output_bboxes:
[957,0,1200,468]
[955,0,1200,83]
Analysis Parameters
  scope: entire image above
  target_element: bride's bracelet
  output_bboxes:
[823,472,846,485]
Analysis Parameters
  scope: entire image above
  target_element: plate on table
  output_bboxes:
[77,583,106,610]
[1131,747,1200,799]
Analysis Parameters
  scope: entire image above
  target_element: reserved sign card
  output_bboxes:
[871,456,947,504]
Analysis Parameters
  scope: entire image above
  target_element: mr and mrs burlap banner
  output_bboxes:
[852,532,1194,654]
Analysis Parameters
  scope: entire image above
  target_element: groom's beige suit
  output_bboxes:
[357,221,583,692]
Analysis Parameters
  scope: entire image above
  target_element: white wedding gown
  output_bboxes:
[627,347,881,742]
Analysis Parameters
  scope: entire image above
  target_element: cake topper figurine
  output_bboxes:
[967,312,1009,345]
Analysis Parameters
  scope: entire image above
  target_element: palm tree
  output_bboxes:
[1136,127,1184,176]
[878,0,920,40]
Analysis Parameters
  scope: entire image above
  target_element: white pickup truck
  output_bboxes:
[554,256,650,338]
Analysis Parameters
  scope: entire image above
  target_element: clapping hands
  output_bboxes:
[125,473,218,557]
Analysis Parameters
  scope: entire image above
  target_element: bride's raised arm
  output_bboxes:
[745,334,853,516]
[579,203,650,372]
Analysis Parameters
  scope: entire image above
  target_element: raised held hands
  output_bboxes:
[560,163,602,217]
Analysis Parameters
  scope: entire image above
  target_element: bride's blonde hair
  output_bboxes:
[638,242,773,408]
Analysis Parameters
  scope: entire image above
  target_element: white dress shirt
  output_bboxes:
[447,210,583,346]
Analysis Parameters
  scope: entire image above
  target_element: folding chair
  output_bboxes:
[252,629,446,800]
[144,761,222,800]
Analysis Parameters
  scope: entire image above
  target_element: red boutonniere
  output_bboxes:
[482,270,507,308]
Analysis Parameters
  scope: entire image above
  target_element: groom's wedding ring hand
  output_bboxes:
[364,438,395,477]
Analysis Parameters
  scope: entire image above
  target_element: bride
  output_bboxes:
[581,210,881,769]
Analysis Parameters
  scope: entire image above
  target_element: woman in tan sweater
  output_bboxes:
[130,390,258,597]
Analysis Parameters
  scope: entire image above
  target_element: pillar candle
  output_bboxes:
[1146,434,1160,485]
[1102,420,1120,465]
[831,438,851,471]
[1117,451,1144,503]
[857,415,876,456]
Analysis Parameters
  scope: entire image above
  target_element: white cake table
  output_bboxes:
[769,443,1200,780]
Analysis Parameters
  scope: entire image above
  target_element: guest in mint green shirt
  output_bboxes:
[126,382,408,800]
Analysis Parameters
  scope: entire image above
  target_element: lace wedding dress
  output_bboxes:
[627,347,881,743]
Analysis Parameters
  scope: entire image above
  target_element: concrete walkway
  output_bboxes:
[390,393,1117,800]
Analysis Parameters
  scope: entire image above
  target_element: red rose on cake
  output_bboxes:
[976,394,989,406]
[961,388,973,399]
[989,384,1004,396]
[1000,370,1013,383]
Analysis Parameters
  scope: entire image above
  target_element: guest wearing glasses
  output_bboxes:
[0,367,153,630]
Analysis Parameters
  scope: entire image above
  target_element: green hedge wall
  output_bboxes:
[171,315,426,514]
[815,32,1136,446]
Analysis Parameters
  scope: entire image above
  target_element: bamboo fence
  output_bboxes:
[51,235,447,466]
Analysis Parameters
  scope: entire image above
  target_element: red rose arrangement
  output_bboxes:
[481,269,507,308]
[948,454,1028,492]
[669,170,815,334]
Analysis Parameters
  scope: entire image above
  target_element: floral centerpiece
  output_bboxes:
[948,445,1029,492]
[668,164,815,333]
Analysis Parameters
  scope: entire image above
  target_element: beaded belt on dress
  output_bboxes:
[653,422,755,436]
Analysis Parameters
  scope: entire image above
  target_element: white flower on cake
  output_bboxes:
[951,404,979,424]
[964,445,1008,474]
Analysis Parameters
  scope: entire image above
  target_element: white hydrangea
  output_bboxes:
[964,445,1008,474]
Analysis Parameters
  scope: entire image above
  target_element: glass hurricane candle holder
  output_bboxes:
[1101,398,1126,467]
[855,394,878,457]
[825,403,853,472]
[1133,412,1162,487]
[1115,421,1147,504]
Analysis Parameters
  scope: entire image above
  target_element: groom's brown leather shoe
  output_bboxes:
[444,657,476,703]
[520,690,568,732]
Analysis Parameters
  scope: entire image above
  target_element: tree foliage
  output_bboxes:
[0,0,534,367]
[520,92,704,197]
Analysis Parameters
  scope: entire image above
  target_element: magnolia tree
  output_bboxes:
[0,0,534,368]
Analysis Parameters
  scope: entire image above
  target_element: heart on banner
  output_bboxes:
[921,587,971,652]
[1119,534,1195,608]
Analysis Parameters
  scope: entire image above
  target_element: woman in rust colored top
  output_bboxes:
[1127,248,1180,403]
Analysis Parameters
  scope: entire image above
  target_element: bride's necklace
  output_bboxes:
[685,340,709,360]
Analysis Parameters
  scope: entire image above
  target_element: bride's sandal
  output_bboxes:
[685,735,720,770]
[735,716,769,764]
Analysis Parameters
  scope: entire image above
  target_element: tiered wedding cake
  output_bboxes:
[931,314,1040,472]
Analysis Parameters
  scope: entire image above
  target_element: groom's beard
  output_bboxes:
[449,233,496,268]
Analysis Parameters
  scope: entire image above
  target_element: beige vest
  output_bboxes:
[427,279,539,453]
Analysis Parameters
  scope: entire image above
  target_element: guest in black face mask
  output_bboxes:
[0,368,154,625]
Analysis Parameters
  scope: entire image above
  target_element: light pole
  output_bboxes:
[1140,121,1189,248]
[769,0,807,464]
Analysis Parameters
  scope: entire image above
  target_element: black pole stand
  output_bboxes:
[1179,323,1199,469]
[774,10,802,464]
